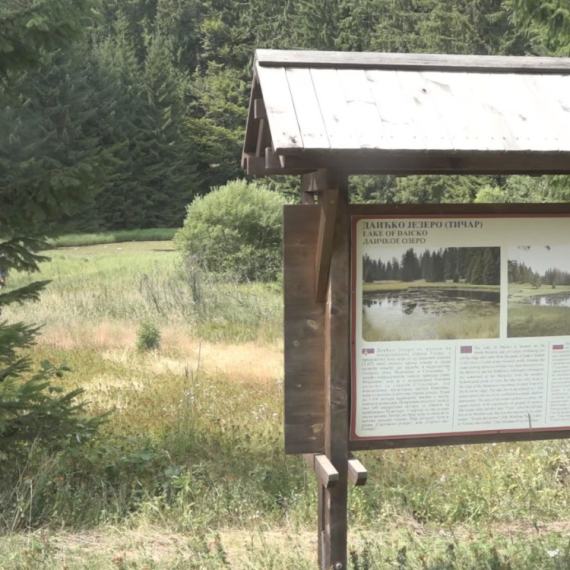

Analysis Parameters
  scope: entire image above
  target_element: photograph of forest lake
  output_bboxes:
[508,245,570,337]
[362,247,501,341]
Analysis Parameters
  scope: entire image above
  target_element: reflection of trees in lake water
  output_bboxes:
[363,288,500,318]
[526,292,570,308]
[363,287,500,341]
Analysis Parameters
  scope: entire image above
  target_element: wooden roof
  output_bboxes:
[242,49,570,176]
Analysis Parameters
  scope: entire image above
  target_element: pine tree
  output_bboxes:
[0,0,105,458]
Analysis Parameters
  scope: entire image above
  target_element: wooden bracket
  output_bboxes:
[254,98,266,120]
[304,453,339,488]
[315,178,339,302]
[348,453,368,486]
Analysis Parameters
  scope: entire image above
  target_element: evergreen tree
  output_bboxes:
[0,0,105,459]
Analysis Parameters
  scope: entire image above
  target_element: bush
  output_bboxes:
[136,320,161,352]
[174,180,287,282]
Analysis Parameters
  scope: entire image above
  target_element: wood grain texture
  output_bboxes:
[242,76,262,166]
[315,188,339,302]
[322,176,350,570]
[285,67,330,150]
[256,65,303,150]
[248,60,570,159]
[337,69,385,149]
[256,49,570,74]
[310,68,361,150]
[305,454,340,488]
[347,454,368,486]
[267,149,570,175]
[283,205,325,455]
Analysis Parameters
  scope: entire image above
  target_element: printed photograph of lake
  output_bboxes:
[362,247,501,341]
[508,245,570,337]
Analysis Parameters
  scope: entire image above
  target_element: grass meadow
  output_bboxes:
[509,285,570,338]
[3,240,570,567]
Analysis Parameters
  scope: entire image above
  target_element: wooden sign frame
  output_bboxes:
[283,191,570,568]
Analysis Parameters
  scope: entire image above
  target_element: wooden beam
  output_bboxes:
[348,454,367,486]
[254,98,266,120]
[265,147,280,169]
[242,75,262,167]
[319,174,350,570]
[315,184,339,303]
[268,150,570,176]
[300,174,315,205]
[255,119,270,157]
[304,454,339,488]
[246,155,312,176]
[256,49,570,74]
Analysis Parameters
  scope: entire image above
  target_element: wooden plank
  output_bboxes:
[320,175,350,570]
[246,155,311,176]
[437,72,506,152]
[348,454,368,486]
[350,429,570,452]
[285,67,330,150]
[261,149,570,175]
[301,173,316,205]
[365,69,426,151]
[421,71,485,152]
[256,49,570,74]
[304,454,339,488]
[284,205,325,455]
[254,98,266,120]
[396,71,453,151]
[524,75,570,152]
[310,68,361,150]
[255,119,270,157]
[242,76,262,167]
[348,202,570,218]
[256,64,303,151]
[315,188,339,302]
[337,69,387,149]
[285,423,324,455]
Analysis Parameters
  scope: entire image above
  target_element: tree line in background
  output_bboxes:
[3,0,570,235]
[509,260,570,287]
[364,247,501,285]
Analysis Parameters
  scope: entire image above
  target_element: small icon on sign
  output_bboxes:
[553,344,564,350]
[362,348,375,356]
[460,346,473,354]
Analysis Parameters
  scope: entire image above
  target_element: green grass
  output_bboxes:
[47,228,177,248]
[4,239,570,567]
[508,284,570,337]
[363,280,500,293]
[508,304,570,337]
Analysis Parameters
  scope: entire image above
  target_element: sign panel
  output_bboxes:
[351,214,570,442]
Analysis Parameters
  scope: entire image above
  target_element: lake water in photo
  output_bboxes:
[363,287,500,341]
[527,291,570,307]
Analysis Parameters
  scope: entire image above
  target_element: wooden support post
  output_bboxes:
[319,172,350,570]
[315,188,339,302]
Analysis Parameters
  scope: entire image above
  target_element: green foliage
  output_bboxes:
[0,0,101,76]
[136,320,161,352]
[0,0,105,463]
[175,180,287,282]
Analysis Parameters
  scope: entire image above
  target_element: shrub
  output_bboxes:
[136,320,161,352]
[174,180,287,282]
